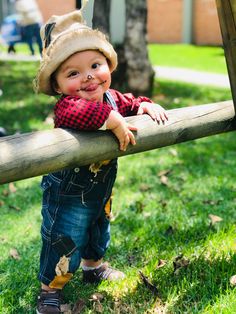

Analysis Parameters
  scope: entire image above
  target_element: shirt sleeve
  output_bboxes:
[108,89,153,117]
[54,96,112,130]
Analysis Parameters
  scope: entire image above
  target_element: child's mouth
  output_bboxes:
[77,81,107,92]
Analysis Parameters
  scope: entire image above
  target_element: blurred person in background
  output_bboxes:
[1,14,22,54]
[15,0,43,55]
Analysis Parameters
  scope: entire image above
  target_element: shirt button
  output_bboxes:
[74,168,80,173]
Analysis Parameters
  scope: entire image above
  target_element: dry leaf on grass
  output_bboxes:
[160,175,168,186]
[169,148,178,156]
[156,259,167,269]
[2,189,9,197]
[60,303,72,314]
[9,182,17,193]
[208,214,223,225]
[89,293,104,302]
[72,298,86,314]
[173,254,190,275]
[139,184,151,192]
[92,300,103,313]
[9,248,21,260]
[158,169,171,177]
[139,271,159,296]
[230,275,236,286]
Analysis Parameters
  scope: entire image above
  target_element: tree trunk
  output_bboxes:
[123,0,155,96]
[92,0,110,35]
[92,0,154,97]
[0,101,235,185]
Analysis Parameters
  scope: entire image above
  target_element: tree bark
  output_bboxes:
[92,0,154,96]
[123,0,155,96]
[0,101,235,185]
[92,0,110,35]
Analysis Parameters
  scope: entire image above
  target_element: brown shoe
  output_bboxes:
[82,262,125,283]
[36,289,61,314]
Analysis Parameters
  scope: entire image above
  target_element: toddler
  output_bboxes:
[34,9,168,314]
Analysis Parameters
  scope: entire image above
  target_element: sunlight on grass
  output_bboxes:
[148,44,228,74]
[0,58,235,313]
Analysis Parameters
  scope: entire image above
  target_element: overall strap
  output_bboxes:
[105,90,118,112]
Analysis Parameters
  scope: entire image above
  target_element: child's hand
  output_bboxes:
[137,102,168,123]
[106,110,137,151]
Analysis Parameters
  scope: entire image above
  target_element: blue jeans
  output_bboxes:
[22,23,42,55]
[38,159,117,287]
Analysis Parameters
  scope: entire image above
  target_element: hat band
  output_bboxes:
[44,22,56,48]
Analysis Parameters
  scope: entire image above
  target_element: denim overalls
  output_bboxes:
[38,91,118,288]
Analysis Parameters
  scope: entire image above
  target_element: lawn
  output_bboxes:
[148,44,228,74]
[0,50,235,314]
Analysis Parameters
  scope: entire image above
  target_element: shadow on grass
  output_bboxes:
[0,60,235,313]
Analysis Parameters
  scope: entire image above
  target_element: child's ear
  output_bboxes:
[51,80,61,94]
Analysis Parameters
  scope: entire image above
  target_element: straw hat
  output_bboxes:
[34,10,117,95]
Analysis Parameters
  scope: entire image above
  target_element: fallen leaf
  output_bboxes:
[169,148,178,156]
[139,271,159,296]
[209,214,223,224]
[9,182,17,193]
[230,275,236,286]
[89,293,104,302]
[72,298,86,314]
[9,248,21,260]
[92,300,103,313]
[173,254,190,275]
[160,175,168,186]
[158,169,171,177]
[2,189,9,197]
[60,303,72,313]
[156,259,167,269]
[139,184,151,192]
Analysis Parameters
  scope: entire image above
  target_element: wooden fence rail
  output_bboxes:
[0,100,235,185]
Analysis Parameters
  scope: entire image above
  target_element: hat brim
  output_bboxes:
[35,29,117,95]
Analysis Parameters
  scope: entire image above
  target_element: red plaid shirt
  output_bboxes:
[54,89,152,130]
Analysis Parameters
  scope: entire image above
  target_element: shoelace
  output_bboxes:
[96,266,114,279]
[40,291,60,308]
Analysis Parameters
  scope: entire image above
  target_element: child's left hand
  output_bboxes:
[137,102,168,124]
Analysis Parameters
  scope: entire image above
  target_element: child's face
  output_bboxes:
[54,50,111,102]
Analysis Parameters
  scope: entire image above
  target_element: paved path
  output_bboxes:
[0,52,231,89]
[154,66,230,89]
[0,53,40,62]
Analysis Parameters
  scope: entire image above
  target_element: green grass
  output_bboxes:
[0,56,235,313]
[148,44,228,74]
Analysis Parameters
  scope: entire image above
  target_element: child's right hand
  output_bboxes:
[106,110,137,151]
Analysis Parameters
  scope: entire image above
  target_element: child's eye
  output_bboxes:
[68,71,79,77]
[91,63,100,69]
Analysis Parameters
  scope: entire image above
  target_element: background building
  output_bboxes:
[0,0,222,46]
[147,0,222,45]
